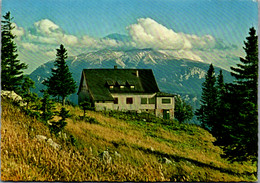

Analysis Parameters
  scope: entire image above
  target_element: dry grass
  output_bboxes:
[1,99,257,181]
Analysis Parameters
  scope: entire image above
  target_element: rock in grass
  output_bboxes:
[1,90,27,106]
[47,138,61,150]
[163,157,172,164]
[115,151,122,158]
[36,135,47,142]
[102,150,112,164]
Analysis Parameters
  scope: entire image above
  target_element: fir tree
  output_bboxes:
[1,11,27,92]
[43,44,77,106]
[40,90,55,123]
[195,64,218,129]
[225,27,258,160]
[49,107,70,137]
[213,70,227,143]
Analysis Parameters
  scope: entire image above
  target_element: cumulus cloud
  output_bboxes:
[127,18,191,50]
[34,19,62,35]
[12,23,25,40]
[127,18,218,50]
[26,19,80,46]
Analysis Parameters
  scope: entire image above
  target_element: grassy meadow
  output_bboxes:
[1,98,257,181]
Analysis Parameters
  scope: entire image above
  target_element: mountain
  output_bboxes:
[29,48,234,113]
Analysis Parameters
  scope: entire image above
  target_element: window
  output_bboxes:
[130,85,135,89]
[162,98,171,104]
[126,97,133,104]
[109,85,114,89]
[141,98,147,104]
[148,97,155,104]
[114,97,118,104]
[120,85,125,89]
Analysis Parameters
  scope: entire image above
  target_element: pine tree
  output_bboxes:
[213,70,227,143]
[195,64,218,129]
[225,27,258,160]
[43,44,77,106]
[40,90,55,123]
[49,107,70,137]
[1,11,27,92]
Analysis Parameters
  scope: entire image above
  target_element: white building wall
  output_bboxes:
[94,93,156,112]
[155,97,175,119]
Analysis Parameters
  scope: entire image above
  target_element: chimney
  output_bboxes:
[136,70,139,77]
[114,65,118,69]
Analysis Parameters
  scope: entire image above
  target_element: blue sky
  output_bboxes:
[2,0,258,73]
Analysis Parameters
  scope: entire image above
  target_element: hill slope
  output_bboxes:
[1,98,257,181]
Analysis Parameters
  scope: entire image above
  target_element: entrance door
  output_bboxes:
[163,109,170,119]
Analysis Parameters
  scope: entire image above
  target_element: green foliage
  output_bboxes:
[1,11,27,92]
[80,101,94,117]
[40,90,56,123]
[43,44,77,106]
[68,134,78,146]
[174,95,193,123]
[196,27,258,161]
[195,64,218,129]
[49,107,70,137]
[222,27,258,160]
[20,76,37,109]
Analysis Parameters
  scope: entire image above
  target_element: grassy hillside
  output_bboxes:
[1,98,257,181]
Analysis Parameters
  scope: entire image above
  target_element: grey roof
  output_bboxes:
[79,68,160,101]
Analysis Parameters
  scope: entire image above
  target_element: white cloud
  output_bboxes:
[127,18,217,50]
[21,42,39,51]
[44,50,57,57]
[79,35,124,49]
[61,34,78,45]
[34,19,61,35]
[127,18,191,50]
[12,23,25,40]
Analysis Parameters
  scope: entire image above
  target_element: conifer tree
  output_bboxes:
[195,64,218,129]
[40,90,55,123]
[1,11,27,92]
[49,107,70,137]
[224,27,258,159]
[213,70,227,142]
[43,44,77,106]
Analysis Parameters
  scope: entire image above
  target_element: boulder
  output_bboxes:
[115,151,122,158]
[1,90,27,106]
[58,131,67,140]
[47,138,61,150]
[163,157,172,165]
[102,150,112,164]
[36,135,47,142]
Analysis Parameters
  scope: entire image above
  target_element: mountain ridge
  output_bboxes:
[29,48,234,115]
